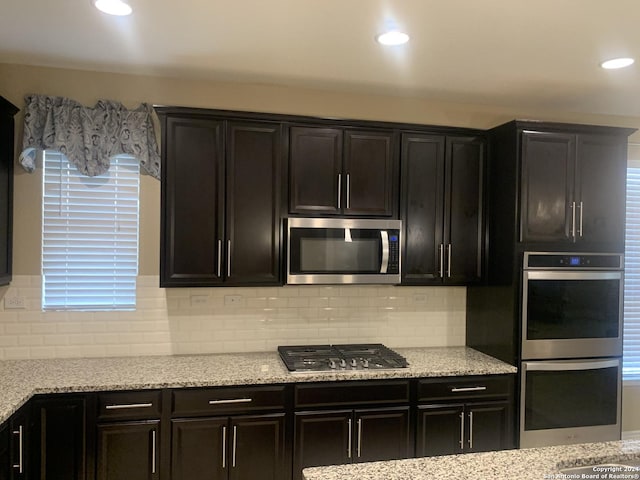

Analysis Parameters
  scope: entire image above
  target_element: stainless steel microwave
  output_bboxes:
[286,218,401,285]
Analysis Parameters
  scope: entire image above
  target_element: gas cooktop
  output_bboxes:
[277,343,409,372]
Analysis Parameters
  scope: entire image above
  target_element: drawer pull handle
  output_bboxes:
[208,398,253,405]
[450,386,487,393]
[105,402,153,410]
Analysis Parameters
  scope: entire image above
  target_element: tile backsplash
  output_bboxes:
[0,275,466,360]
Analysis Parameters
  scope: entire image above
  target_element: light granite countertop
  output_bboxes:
[0,346,516,424]
[302,440,640,480]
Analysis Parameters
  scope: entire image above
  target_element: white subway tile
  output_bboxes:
[5,347,31,359]
[19,335,44,346]
[30,346,57,359]
[5,323,31,335]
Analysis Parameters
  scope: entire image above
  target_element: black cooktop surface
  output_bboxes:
[277,343,409,372]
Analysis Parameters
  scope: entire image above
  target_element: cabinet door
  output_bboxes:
[576,134,627,249]
[416,405,464,457]
[520,131,575,243]
[9,407,29,480]
[466,402,511,453]
[444,136,484,284]
[30,396,86,480]
[97,421,159,480]
[229,414,287,480]
[0,422,9,480]
[343,130,397,216]
[0,97,17,286]
[289,127,343,214]
[400,133,445,284]
[293,410,351,480]
[353,407,411,463]
[161,116,224,286]
[226,122,283,285]
[171,417,227,480]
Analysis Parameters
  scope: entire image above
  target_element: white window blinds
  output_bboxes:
[624,158,640,378]
[42,151,140,311]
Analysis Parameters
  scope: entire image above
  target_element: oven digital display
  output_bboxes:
[569,256,580,266]
[390,235,398,242]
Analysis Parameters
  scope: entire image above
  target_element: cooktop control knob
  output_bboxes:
[339,359,346,368]
[350,358,357,368]
[329,359,336,369]
[363,359,369,368]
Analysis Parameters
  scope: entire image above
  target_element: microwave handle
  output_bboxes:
[524,359,620,372]
[380,230,389,274]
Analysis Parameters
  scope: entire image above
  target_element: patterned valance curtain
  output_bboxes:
[19,94,161,180]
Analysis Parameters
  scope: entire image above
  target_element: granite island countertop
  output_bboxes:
[0,346,516,424]
[303,440,640,480]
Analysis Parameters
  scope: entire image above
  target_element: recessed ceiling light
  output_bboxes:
[600,57,635,70]
[376,31,410,46]
[93,0,132,16]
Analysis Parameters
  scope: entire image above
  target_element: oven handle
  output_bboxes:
[380,230,389,274]
[524,270,623,280]
[524,359,620,372]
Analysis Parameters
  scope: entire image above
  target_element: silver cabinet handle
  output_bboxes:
[232,425,237,468]
[468,411,474,450]
[571,201,577,240]
[217,240,222,277]
[459,412,465,450]
[105,403,153,410]
[347,418,352,459]
[208,398,252,405]
[578,201,584,237]
[346,173,351,209]
[380,230,389,274]
[356,418,362,458]
[439,244,444,278]
[337,174,342,208]
[447,244,452,278]
[227,240,231,277]
[151,429,157,474]
[12,425,23,473]
[222,426,227,469]
[451,386,487,393]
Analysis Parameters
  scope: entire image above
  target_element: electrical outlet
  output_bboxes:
[190,294,209,307]
[412,293,428,305]
[224,294,243,306]
[4,295,26,309]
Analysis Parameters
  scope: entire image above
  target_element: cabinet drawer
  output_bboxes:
[295,380,410,408]
[172,385,287,417]
[418,375,512,402]
[97,390,162,421]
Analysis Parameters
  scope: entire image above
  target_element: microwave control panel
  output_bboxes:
[388,232,400,273]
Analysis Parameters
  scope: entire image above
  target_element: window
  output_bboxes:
[624,157,640,379]
[42,151,140,311]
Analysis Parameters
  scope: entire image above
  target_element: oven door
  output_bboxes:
[521,270,623,359]
[287,218,400,284]
[520,358,622,448]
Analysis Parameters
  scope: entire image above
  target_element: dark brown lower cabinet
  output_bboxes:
[416,401,511,456]
[96,421,160,480]
[171,414,286,480]
[293,407,411,480]
[0,421,9,480]
[30,395,88,480]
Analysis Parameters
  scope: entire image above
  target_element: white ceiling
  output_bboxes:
[2,0,640,117]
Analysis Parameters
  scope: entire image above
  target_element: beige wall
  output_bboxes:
[2,61,640,432]
[3,61,640,275]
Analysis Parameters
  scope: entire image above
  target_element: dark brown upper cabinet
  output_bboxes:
[400,133,485,285]
[159,111,284,287]
[0,97,18,286]
[510,122,633,251]
[289,126,398,217]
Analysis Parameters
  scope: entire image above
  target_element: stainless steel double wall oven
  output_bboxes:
[519,252,624,448]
